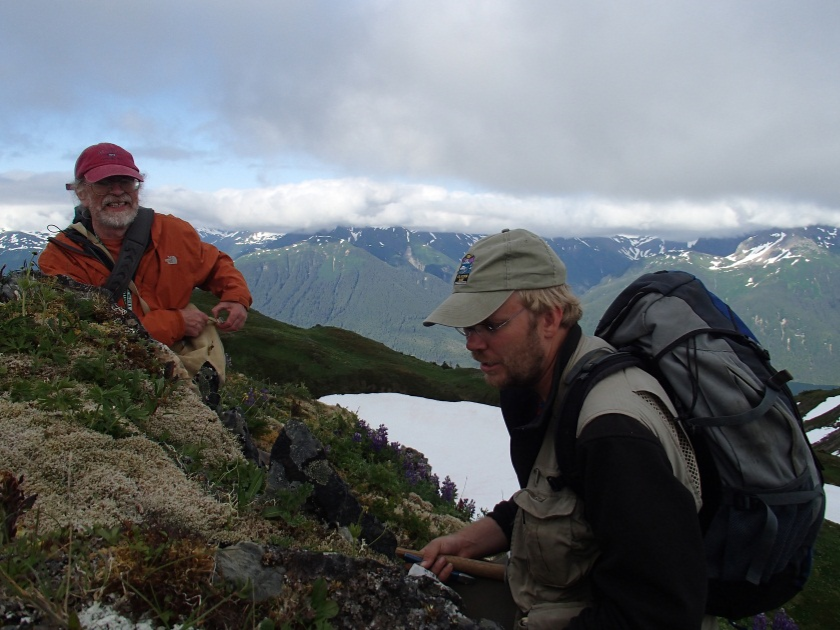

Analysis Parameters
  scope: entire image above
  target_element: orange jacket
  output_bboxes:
[39,212,252,346]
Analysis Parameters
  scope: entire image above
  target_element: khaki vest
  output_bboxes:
[506,335,702,629]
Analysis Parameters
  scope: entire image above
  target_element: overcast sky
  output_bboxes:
[2,1,840,240]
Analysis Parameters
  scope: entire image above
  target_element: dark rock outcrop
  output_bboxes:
[267,419,398,558]
[219,406,261,463]
[214,542,497,629]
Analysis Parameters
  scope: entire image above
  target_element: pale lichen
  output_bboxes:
[0,399,240,540]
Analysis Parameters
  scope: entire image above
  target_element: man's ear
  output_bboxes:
[75,186,90,207]
[539,306,565,337]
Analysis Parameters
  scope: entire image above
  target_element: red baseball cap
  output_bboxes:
[74,143,144,183]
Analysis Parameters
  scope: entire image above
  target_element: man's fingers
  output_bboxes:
[424,556,453,581]
[213,303,248,331]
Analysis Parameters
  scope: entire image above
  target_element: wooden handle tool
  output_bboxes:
[397,546,506,581]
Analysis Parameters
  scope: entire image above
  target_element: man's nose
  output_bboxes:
[465,331,487,351]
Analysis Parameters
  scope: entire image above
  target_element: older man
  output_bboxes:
[420,229,716,629]
[39,143,251,386]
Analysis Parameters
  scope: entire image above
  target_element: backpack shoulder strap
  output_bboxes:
[104,206,154,299]
[551,349,643,492]
[50,223,114,270]
[50,208,154,307]
[47,232,114,269]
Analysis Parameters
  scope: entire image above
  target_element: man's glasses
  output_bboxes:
[85,177,141,194]
[456,308,527,339]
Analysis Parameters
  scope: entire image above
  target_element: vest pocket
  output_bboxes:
[512,487,597,589]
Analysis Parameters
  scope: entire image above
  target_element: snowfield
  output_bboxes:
[320,392,840,523]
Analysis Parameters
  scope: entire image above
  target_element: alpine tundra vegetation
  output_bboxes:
[0,260,838,628]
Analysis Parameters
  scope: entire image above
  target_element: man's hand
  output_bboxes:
[420,535,468,582]
[212,301,248,332]
[419,517,509,582]
[180,306,209,338]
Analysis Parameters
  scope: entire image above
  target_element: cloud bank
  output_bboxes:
[2,1,839,238]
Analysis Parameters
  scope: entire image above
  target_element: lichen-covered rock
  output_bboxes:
[214,543,496,629]
[269,419,398,557]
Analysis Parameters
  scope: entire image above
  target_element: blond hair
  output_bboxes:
[517,285,583,328]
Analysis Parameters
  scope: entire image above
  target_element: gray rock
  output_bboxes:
[213,543,501,628]
[268,419,398,557]
[214,541,286,602]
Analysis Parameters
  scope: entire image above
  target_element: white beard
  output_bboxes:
[91,196,139,230]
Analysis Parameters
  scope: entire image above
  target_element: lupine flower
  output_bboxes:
[771,609,798,630]
[415,461,428,479]
[457,498,476,520]
[440,476,457,503]
[404,464,421,485]
[752,613,768,630]
[371,424,389,451]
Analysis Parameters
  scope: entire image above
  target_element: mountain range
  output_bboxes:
[2,223,839,386]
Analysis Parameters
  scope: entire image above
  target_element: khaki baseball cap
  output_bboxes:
[424,228,567,328]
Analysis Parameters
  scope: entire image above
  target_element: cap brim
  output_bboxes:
[423,290,513,327]
[83,165,144,183]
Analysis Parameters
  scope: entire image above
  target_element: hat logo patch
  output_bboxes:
[454,254,474,285]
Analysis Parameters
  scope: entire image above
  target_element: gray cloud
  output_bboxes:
[1,1,839,236]
[2,171,838,241]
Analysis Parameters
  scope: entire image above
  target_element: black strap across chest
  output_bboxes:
[51,207,154,300]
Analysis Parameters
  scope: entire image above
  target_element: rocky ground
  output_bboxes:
[0,272,501,629]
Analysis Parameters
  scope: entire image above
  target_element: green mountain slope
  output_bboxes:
[579,248,840,386]
[235,241,473,367]
[192,291,497,405]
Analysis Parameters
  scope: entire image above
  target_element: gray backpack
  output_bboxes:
[557,270,825,619]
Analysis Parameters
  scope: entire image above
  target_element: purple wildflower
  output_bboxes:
[440,476,457,503]
[371,424,389,451]
[752,613,768,630]
[771,609,798,630]
[404,462,421,485]
[415,461,428,479]
[457,498,476,520]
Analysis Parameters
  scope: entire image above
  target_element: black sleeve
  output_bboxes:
[567,414,708,630]
[486,498,517,542]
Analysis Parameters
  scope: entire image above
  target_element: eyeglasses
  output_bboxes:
[456,308,527,339]
[85,177,141,194]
